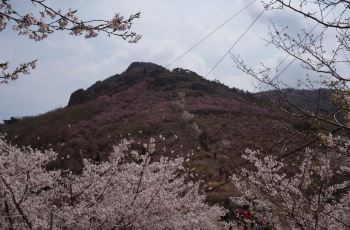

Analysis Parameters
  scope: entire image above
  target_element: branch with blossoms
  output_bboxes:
[0,60,37,83]
[0,0,141,82]
[231,135,350,229]
[0,0,141,41]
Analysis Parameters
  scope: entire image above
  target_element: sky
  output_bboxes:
[0,0,338,121]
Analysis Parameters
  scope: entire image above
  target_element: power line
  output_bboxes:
[174,0,233,67]
[166,0,258,69]
[205,9,265,78]
[207,0,234,27]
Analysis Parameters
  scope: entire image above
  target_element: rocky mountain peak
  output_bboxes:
[125,62,167,73]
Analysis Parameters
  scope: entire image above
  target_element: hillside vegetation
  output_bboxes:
[1,62,329,203]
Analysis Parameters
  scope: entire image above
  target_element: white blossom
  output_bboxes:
[231,136,350,229]
[0,135,225,229]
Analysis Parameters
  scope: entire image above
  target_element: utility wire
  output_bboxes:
[166,0,258,69]
[206,9,265,77]
[174,0,233,67]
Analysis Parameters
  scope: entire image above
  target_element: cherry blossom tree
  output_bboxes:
[0,135,225,229]
[0,0,141,83]
[231,135,350,229]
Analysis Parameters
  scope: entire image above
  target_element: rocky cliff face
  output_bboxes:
[68,62,168,106]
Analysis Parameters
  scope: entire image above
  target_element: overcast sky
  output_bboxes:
[0,0,333,121]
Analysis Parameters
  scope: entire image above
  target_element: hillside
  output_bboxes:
[256,88,337,115]
[1,62,311,203]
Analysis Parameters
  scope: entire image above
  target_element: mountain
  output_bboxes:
[255,88,337,115]
[1,62,311,203]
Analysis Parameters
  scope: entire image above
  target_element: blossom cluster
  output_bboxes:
[1,0,140,42]
[0,0,140,82]
[0,60,37,83]
[231,138,350,229]
[0,135,225,229]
